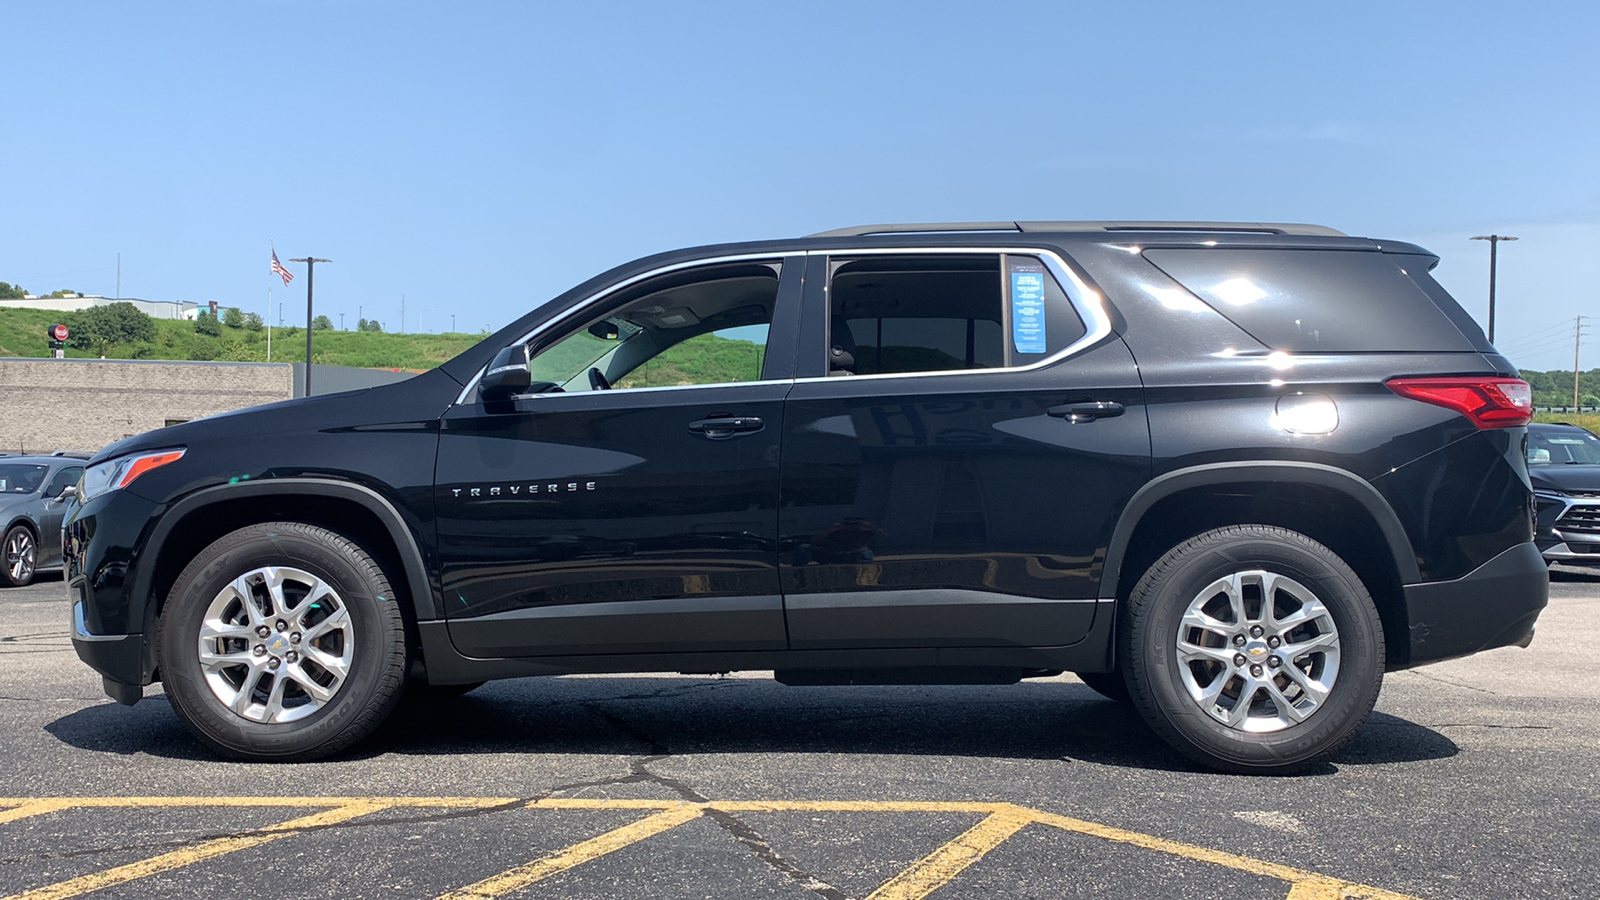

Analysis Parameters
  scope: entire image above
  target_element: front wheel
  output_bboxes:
[1,525,37,587]
[1121,525,1384,774]
[158,522,408,761]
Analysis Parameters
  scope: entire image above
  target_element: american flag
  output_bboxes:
[271,249,294,286]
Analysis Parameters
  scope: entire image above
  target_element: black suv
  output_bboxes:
[65,221,1548,773]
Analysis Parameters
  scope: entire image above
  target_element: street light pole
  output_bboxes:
[1470,234,1518,343]
[289,256,331,395]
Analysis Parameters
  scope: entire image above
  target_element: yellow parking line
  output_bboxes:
[435,804,704,900]
[1024,807,1418,900]
[865,806,1034,900]
[0,796,514,809]
[0,797,1425,900]
[1,800,388,900]
[0,800,77,826]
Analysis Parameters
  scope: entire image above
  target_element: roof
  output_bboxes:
[809,221,1346,238]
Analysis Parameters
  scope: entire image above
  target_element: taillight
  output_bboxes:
[1385,377,1532,428]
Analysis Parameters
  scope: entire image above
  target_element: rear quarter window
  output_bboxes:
[1143,248,1477,352]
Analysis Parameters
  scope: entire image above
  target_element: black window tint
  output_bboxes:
[830,256,1004,375]
[1144,248,1477,352]
[44,466,82,496]
[1393,254,1494,353]
[1006,255,1086,357]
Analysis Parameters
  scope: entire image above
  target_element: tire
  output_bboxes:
[1075,671,1132,705]
[1121,525,1384,774]
[1,525,37,588]
[158,522,408,761]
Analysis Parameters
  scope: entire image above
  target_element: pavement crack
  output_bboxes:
[1431,722,1555,730]
[1400,670,1500,695]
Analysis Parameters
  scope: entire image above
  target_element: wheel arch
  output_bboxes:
[1100,462,1420,667]
[135,479,436,677]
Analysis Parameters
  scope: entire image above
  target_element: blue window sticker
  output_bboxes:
[1011,266,1047,354]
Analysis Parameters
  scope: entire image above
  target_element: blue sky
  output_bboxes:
[2,1,1596,370]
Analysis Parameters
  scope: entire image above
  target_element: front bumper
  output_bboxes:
[1401,540,1547,668]
[71,595,146,705]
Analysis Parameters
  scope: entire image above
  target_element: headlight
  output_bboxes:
[78,448,186,503]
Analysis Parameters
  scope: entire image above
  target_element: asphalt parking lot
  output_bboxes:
[2,572,1595,900]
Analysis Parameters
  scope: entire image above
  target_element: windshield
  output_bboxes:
[1528,428,1600,466]
[0,464,48,494]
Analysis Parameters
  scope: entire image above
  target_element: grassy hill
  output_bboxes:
[0,306,484,369]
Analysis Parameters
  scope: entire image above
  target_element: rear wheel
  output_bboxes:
[1,525,37,587]
[1121,525,1383,774]
[158,522,408,761]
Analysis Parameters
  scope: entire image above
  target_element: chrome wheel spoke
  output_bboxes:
[1226,681,1258,727]
[1177,639,1237,666]
[1264,680,1308,723]
[1286,630,1339,656]
[1280,662,1332,707]
[288,665,337,703]
[304,605,351,643]
[231,667,264,716]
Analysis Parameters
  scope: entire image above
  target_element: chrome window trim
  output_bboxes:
[455,246,1112,405]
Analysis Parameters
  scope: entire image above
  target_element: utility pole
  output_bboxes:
[1576,316,1585,411]
[290,256,331,395]
[339,312,345,331]
[1471,234,1518,343]
[451,314,456,333]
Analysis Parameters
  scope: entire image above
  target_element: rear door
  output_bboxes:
[778,249,1150,649]
[437,255,803,658]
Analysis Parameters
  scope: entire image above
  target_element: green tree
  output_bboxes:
[65,302,157,349]
[313,315,333,330]
[221,306,245,328]
[194,311,222,337]
[0,282,26,299]
[358,318,383,333]
[243,312,264,332]
[47,289,82,298]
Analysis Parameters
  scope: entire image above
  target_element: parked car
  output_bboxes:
[1,455,87,587]
[64,220,1548,773]
[1527,421,1600,565]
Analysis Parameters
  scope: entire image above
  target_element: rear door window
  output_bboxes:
[1144,248,1478,352]
[825,253,1086,376]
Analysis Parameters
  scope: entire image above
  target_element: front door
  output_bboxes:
[438,256,801,658]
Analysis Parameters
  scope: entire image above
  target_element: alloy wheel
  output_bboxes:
[196,566,354,723]
[1174,569,1342,733]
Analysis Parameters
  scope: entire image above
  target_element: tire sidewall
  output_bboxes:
[2,525,36,587]
[1127,528,1384,771]
[160,524,402,759]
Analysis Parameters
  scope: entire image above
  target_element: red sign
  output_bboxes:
[49,323,69,341]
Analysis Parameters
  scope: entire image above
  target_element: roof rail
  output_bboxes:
[808,221,1346,238]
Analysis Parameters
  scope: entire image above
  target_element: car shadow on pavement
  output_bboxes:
[1550,564,1600,583]
[43,678,1459,774]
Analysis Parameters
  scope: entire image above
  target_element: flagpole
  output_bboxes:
[267,239,274,362]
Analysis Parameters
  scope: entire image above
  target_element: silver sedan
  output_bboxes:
[0,455,87,588]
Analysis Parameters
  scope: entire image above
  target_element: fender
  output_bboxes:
[132,478,438,631]
[1097,461,1421,599]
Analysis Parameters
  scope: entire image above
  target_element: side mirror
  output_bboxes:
[479,345,532,403]
[58,484,78,501]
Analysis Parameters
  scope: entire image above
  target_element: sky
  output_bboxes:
[2,1,1596,371]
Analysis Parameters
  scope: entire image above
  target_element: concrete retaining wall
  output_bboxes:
[0,358,294,455]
